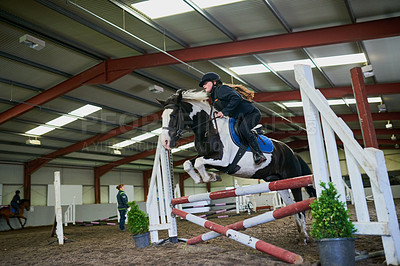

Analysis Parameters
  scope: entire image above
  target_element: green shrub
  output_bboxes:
[127,201,149,235]
[310,182,356,239]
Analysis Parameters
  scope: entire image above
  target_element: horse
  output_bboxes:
[0,199,30,230]
[158,89,316,243]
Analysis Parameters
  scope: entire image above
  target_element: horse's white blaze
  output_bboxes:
[161,109,173,149]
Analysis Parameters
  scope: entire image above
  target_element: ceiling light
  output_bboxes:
[113,149,122,155]
[149,85,164,93]
[26,137,41,145]
[172,142,195,153]
[386,120,393,129]
[230,64,270,75]
[131,0,244,19]
[24,104,102,136]
[229,53,367,75]
[112,128,162,149]
[378,104,387,113]
[25,125,55,136]
[282,96,382,108]
[391,134,397,141]
[361,64,374,78]
[19,34,45,51]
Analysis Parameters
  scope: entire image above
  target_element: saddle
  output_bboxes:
[229,118,273,153]
[224,118,273,175]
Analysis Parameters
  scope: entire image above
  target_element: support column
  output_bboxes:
[94,168,101,204]
[350,67,378,148]
[23,163,31,201]
[179,173,186,196]
[143,170,151,202]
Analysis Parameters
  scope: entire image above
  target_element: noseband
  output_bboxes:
[162,103,219,140]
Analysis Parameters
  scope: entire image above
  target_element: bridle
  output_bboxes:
[162,102,219,140]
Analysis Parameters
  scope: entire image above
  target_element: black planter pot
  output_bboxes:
[132,232,150,248]
[316,237,355,266]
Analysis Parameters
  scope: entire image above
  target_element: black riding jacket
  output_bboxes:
[116,190,129,210]
[210,84,256,119]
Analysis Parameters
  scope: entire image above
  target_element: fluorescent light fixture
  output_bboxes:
[172,142,195,153]
[314,53,366,67]
[282,96,382,108]
[229,53,367,75]
[113,149,122,155]
[46,115,78,127]
[24,104,102,136]
[69,104,102,117]
[131,0,244,19]
[229,64,270,75]
[112,128,163,148]
[25,125,55,136]
[113,140,136,148]
[269,59,313,72]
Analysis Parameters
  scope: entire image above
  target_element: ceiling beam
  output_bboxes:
[108,17,400,71]
[1,18,398,126]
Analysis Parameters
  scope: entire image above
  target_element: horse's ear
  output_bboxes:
[156,99,166,106]
[176,89,184,103]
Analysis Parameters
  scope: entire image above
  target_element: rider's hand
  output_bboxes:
[216,111,224,118]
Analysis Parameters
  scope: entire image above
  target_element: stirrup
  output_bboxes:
[251,124,264,135]
[253,153,266,165]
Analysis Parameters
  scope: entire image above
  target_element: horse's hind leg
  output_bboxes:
[5,217,14,230]
[193,157,220,183]
[278,189,309,244]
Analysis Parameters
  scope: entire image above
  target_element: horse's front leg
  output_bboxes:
[17,216,24,228]
[183,160,202,184]
[278,190,310,244]
[194,157,225,183]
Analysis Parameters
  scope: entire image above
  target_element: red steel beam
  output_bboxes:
[1,18,399,127]
[108,17,400,71]
[253,83,400,102]
[351,67,378,148]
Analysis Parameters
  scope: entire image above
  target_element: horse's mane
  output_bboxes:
[181,90,209,102]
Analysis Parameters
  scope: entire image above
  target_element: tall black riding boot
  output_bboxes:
[248,134,267,165]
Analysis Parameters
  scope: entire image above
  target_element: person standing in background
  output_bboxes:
[116,184,129,231]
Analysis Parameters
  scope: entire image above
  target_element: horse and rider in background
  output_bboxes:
[0,190,30,230]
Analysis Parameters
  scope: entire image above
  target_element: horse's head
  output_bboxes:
[21,199,30,211]
[158,89,209,150]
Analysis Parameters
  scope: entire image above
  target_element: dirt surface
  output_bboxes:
[1,201,398,265]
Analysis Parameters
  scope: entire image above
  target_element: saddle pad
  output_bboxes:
[229,118,273,153]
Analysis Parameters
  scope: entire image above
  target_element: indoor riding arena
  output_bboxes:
[1,1,399,265]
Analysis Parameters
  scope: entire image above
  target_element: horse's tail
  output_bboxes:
[295,154,316,198]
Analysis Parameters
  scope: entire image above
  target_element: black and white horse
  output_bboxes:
[159,90,315,243]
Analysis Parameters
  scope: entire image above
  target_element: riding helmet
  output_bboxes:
[199,72,220,87]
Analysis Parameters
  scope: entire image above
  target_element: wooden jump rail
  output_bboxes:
[171,174,313,205]
[188,197,315,244]
[172,208,304,264]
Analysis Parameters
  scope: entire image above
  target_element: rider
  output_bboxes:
[10,190,21,215]
[199,72,267,165]
[116,184,129,231]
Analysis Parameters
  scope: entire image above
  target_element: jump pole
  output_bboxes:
[171,175,313,205]
[172,208,303,264]
[188,197,315,245]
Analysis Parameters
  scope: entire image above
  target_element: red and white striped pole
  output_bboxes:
[172,208,304,264]
[187,198,315,245]
[171,175,313,205]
